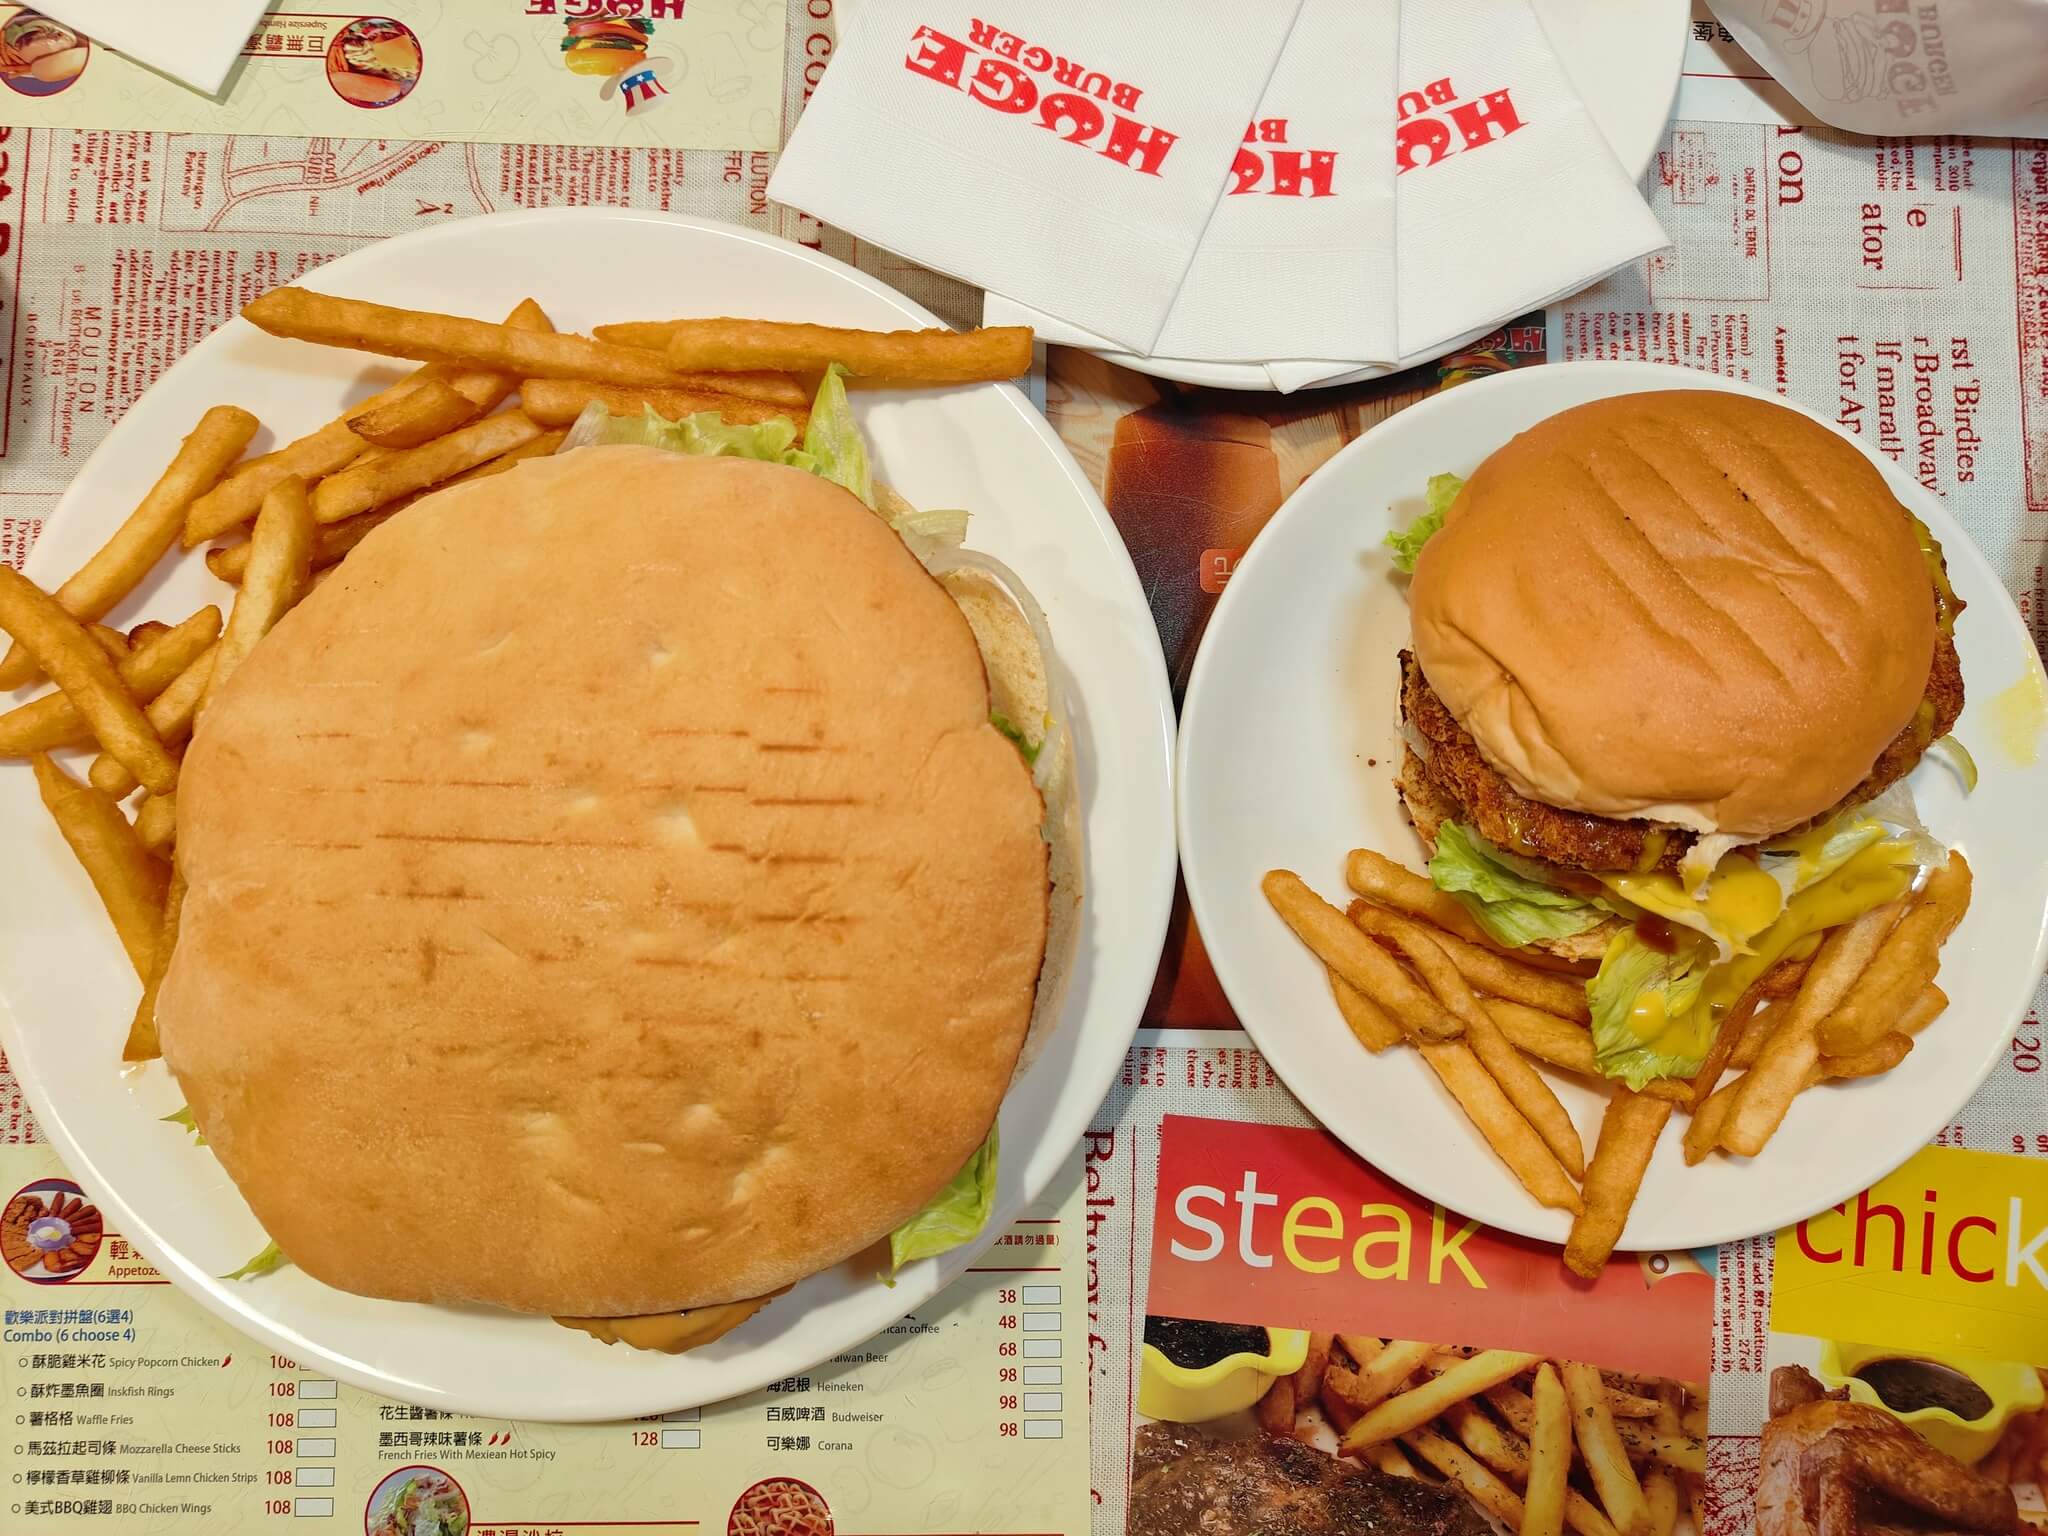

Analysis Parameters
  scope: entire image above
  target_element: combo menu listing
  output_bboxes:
[0,1144,1090,1534]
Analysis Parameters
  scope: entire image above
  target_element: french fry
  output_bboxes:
[1817,854,1971,1056]
[519,376,805,430]
[1393,924,1584,1178]
[134,791,177,856]
[122,868,184,1062]
[1818,1032,1913,1080]
[1335,1335,1383,1368]
[439,296,552,413]
[1562,1360,1650,1536]
[1254,1374,1296,1439]
[1723,900,1907,1157]
[1685,981,1762,1108]
[0,406,256,688]
[208,500,406,584]
[1340,1350,1542,1451]
[445,426,567,485]
[1343,1339,1438,1413]
[662,317,1033,383]
[1330,967,1405,1051]
[1294,1333,1333,1406]
[311,411,544,523]
[1346,848,1502,948]
[1364,1441,1419,1478]
[127,620,173,647]
[1564,1090,1674,1279]
[1486,999,1598,1075]
[0,568,179,795]
[1642,1470,1679,1536]
[1443,1397,1530,1480]
[1401,1426,1527,1528]
[1419,1038,1583,1212]
[1264,871,1461,1042]
[1602,1386,1662,1419]
[346,376,479,448]
[88,624,130,661]
[1729,1004,1779,1071]
[1350,902,1592,1021]
[201,478,315,713]
[1683,1077,1739,1166]
[30,753,169,978]
[241,287,768,392]
[1759,950,1814,998]
[182,417,362,546]
[1525,1364,1571,1536]
[0,608,218,755]
[1320,1364,1366,1433]
[88,646,217,799]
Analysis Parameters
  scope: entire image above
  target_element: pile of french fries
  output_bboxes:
[1264,844,1973,1276]
[0,282,1031,1065]
[1256,1333,1706,1536]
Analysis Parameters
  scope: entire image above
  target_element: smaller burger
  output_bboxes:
[560,15,653,76]
[1386,390,1965,1093]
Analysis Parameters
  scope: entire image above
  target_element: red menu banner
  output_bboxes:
[1147,1114,1713,1382]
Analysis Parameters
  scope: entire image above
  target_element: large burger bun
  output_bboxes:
[1408,390,1937,839]
[158,447,1076,1321]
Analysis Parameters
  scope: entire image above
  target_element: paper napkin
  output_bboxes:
[989,0,1398,366]
[31,0,270,95]
[1267,0,1668,390]
[768,0,1305,355]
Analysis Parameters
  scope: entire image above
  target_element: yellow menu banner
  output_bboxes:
[0,1143,1089,1534]
[0,3,785,150]
[1772,1145,2048,1365]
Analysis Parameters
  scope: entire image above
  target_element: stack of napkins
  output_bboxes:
[770,0,1670,391]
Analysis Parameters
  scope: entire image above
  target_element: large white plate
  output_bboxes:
[1019,0,1689,391]
[0,209,1178,1420]
[1178,360,2048,1251]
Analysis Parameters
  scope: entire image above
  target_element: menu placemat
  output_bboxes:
[1,1142,1089,1533]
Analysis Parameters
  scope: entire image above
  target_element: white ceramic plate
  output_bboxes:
[0,208,1178,1419]
[1178,360,2048,1251]
[1014,0,1689,392]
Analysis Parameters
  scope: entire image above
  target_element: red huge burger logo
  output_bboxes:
[903,18,1180,177]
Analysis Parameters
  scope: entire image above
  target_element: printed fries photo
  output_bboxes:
[1133,1314,1706,1536]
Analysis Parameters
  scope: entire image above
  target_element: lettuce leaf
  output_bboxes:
[888,1124,998,1280]
[802,363,875,508]
[562,400,820,470]
[1385,472,1465,573]
[1587,935,1710,1089]
[990,711,1042,766]
[161,1105,207,1146]
[222,1241,290,1282]
[1429,821,1612,948]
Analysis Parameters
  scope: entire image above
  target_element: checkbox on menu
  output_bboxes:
[1021,1284,1060,1304]
[292,1497,334,1517]
[660,1428,701,1449]
[1023,1365,1060,1385]
[294,1466,336,1488]
[296,1379,338,1399]
[1022,1339,1060,1358]
[1022,1312,1059,1331]
[1023,1421,1061,1439]
[295,1437,336,1457]
[294,1408,337,1429]
[1022,1391,1061,1412]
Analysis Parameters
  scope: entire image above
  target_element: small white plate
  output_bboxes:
[1178,360,2048,1251]
[1013,0,1689,392]
[0,209,1178,1419]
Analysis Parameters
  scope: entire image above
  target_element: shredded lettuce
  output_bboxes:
[561,400,821,470]
[1385,472,1465,573]
[1429,822,1613,948]
[888,1124,998,1280]
[161,1105,207,1146]
[222,1241,290,1282]
[1587,935,1711,1089]
[801,363,875,508]
[990,711,1042,766]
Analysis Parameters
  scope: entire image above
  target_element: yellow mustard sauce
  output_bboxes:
[1988,667,2048,767]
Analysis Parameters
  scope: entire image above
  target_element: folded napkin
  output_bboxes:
[32,0,270,95]
[768,0,1305,354]
[1266,0,1668,390]
[989,0,1398,366]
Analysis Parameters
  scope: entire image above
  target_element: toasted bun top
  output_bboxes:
[159,448,1050,1316]
[1408,391,1938,837]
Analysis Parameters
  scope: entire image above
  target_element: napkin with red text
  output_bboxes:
[767,0,1306,355]
[1265,0,1669,391]
[989,0,1399,367]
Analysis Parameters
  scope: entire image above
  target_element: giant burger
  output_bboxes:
[156,378,1080,1350]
